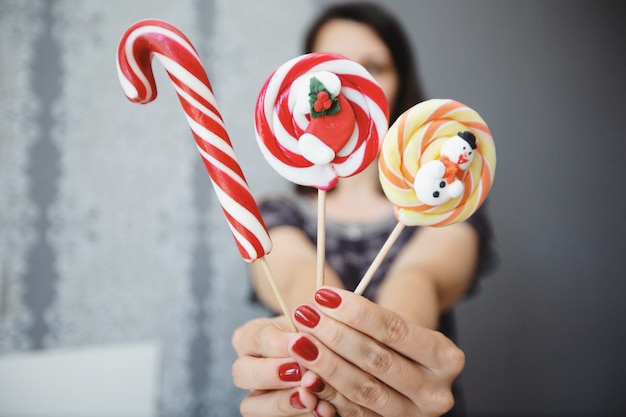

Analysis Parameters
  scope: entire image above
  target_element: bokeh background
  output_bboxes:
[1,0,625,416]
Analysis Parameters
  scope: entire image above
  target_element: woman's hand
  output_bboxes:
[232,287,465,417]
[231,316,336,417]
[289,287,465,417]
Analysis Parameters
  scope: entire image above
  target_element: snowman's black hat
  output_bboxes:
[457,131,477,149]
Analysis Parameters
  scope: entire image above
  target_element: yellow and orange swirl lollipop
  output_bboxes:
[379,98,496,226]
[355,99,496,295]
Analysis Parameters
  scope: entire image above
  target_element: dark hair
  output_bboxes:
[297,2,426,195]
[303,1,426,121]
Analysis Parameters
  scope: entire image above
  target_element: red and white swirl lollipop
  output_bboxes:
[255,53,389,286]
[255,52,389,190]
[117,19,294,328]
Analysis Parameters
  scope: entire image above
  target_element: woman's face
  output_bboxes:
[312,19,399,109]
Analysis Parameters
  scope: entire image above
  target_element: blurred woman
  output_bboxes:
[232,3,495,416]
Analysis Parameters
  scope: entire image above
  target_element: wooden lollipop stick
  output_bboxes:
[354,222,405,295]
[316,189,327,289]
[260,257,297,332]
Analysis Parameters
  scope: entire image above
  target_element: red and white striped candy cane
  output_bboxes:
[116,19,272,263]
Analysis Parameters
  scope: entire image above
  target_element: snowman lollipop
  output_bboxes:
[355,99,496,295]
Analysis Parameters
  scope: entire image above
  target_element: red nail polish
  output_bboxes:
[294,305,320,328]
[315,288,342,308]
[306,377,325,393]
[292,336,319,361]
[278,362,301,382]
[290,392,306,410]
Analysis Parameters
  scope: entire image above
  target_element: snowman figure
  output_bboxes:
[413,131,477,206]
[293,71,356,165]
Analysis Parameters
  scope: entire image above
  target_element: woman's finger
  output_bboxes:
[232,356,303,390]
[289,333,415,416]
[294,302,429,397]
[314,287,465,374]
[301,370,380,417]
[239,387,318,417]
[232,316,292,357]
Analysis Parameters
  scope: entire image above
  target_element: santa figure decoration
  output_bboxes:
[295,71,356,166]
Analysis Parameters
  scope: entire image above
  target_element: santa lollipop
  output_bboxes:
[355,99,496,294]
[255,53,389,287]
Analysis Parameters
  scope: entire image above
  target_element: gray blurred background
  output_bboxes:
[1,0,624,416]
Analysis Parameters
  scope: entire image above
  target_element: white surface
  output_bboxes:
[0,342,160,417]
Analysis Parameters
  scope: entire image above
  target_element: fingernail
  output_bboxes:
[294,305,320,328]
[306,377,325,393]
[292,336,319,361]
[278,362,301,382]
[315,288,342,308]
[290,392,306,410]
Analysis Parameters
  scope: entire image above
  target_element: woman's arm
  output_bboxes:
[250,225,345,313]
[375,222,479,328]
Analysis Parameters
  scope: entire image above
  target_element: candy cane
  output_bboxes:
[355,99,496,295]
[255,53,389,287]
[117,19,294,328]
